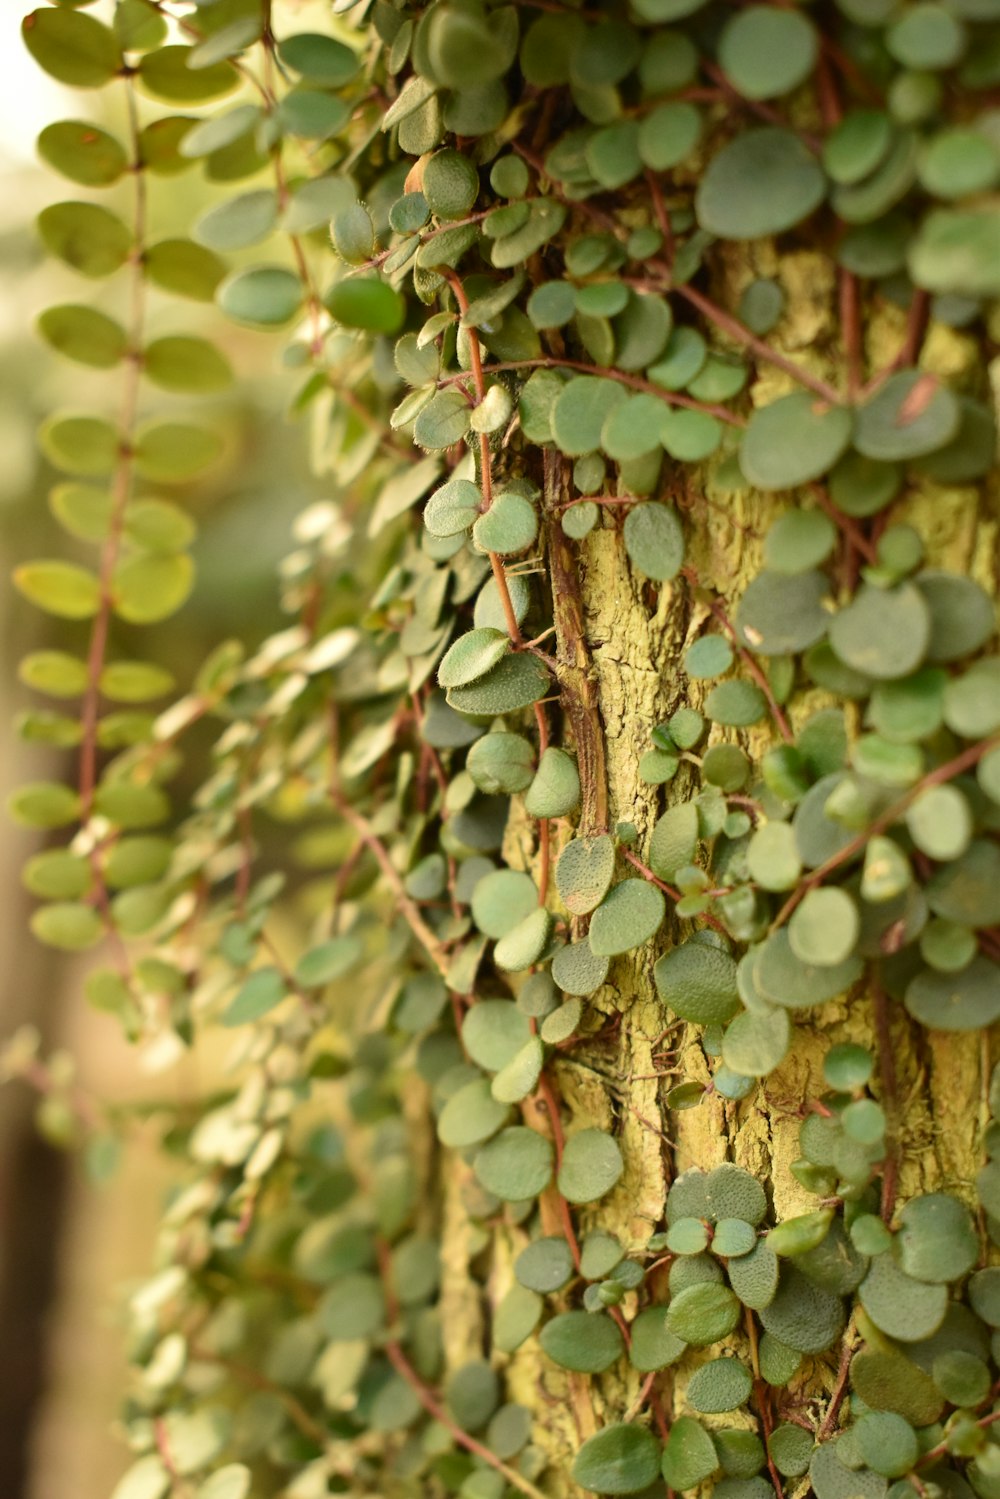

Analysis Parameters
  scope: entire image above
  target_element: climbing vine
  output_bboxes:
[9,0,1000,1497]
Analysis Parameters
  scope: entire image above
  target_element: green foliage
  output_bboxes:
[9,1,1000,1497]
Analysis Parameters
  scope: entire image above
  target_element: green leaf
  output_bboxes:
[638,102,702,171]
[218,267,303,326]
[516,1237,575,1293]
[718,6,818,99]
[655,940,740,1025]
[109,1455,170,1499]
[630,1308,687,1372]
[829,582,931,681]
[113,554,194,624]
[858,1252,948,1342]
[905,956,1000,1031]
[524,748,580,817]
[917,570,996,662]
[462,1001,532,1072]
[662,1417,719,1490]
[909,207,1000,298]
[144,336,233,393]
[413,389,471,450]
[195,190,277,252]
[705,681,766,726]
[540,1311,624,1372]
[9,781,81,830]
[38,305,126,369]
[722,1008,791,1078]
[223,967,286,1026]
[740,394,853,491]
[492,1036,544,1103]
[589,880,665,956]
[439,629,509,689]
[856,1415,918,1482]
[897,1193,978,1284]
[15,559,100,619]
[474,1126,553,1201]
[686,1357,753,1414]
[789,887,860,967]
[737,569,833,655]
[424,478,481,537]
[438,1078,510,1149]
[31,901,103,952]
[23,7,121,87]
[556,835,616,916]
[472,491,538,557]
[446,653,550,716]
[38,120,127,186]
[572,1424,662,1495]
[696,128,826,240]
[278,31,359,84]
[622,502,685,581]
[467,733,535,796]
[327,277,406,334]
[137,46,239,104]
[758,1266,845,1353]
[38,201,132,278]
[557,1128,623,1204]
[667,1283,740,1344]
[706,1164,768,1226]
[754,929,863,1010]
[195,1467,251,1499]
[146,239,226,301]
[853,372,961,461]
[135,423,223,483]
[552,376,626,457]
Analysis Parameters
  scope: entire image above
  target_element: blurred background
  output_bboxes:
[0,6,325,1492]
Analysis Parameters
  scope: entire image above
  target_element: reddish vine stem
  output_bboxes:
[818,1322,856,1439]
[871,980,901,1222]
[673,282,841,405]
[382,1340,549,1499]
[328,709,450,978]
[808,482,878,566]
[745,1308,785,1499]
[536,1068,582,1269]
[770,733,1000,933]
[442,270,525,646]
[437,356,742,425]
[78,81,146,819]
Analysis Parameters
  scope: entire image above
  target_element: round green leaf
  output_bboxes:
[859,1252,949,1342]
[474,1126,553,1201]
[515,1237,574,1293]
[438,1078,510,1149]
[736,569,832,655]
[696,128,826,240]
[741,394,853,491]
[472,491,538,557]
[661,1416,718,1490]
[758,1266,845,1353]
[630,1308,687,1372]
[789,887,860,967]
[655,941,740,1025]
[558,1128,623,1204]
[23,7,121,87]
[687,1357,753,1415]
[572,1424,663,1495]
[622,502,685,581]
[540,1311,624,1372]
[718,6,818,99]
[462,1001,532,1072]
[144,336,233,393]
[327,277,406,334]
[829,582,931,681]
[589,880,665,956]
[853,372,961,461]
[38,120,128,186]
[218,267,303,326]
[38,201,131,277]
[905,956,1000,1031]
[667,1283,740,1345]
[556,835,616,916]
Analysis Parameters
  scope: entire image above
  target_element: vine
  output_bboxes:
[8,2,1000,1499]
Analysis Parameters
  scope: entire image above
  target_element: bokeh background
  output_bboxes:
[1,8,323,1491]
